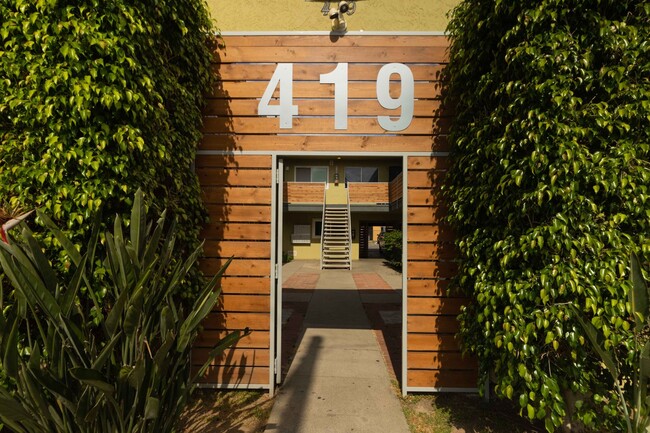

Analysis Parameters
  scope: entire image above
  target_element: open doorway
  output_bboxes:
[273,155,405,391]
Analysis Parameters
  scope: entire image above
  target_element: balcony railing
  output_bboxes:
[284,182,326,203]
[284,174,403,205]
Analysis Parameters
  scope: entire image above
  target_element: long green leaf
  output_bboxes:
[70,367,115,395]
[0,391,42,433]
[24,229,58,295]
[571,305,619,380]
[191,330,248,383]
[105,289,128,337]
[36,209,82,266]
[3,314,19,379]
[131,188,146,260]
[144,396,159,420]
[61,254,88,318]
[629,252,648,331]
[92,331,123,371]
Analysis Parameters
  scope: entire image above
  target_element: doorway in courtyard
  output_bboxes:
[273,155,405,388]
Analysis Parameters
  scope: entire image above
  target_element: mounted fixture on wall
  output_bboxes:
[314,1,357,33]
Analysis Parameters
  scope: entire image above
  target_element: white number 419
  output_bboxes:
[257,63,414,132]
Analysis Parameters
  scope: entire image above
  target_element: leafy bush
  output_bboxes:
[0,190,245,433]
[445,1,649,431]
[381,230,402,270]
[0,0,215,296]
[572,253,650,433]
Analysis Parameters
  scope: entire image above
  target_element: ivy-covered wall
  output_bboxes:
[445,1,649,431]
[0,1,215,298]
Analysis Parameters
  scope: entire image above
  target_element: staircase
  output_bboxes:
[321,205,351,269]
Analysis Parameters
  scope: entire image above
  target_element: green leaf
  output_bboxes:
[70,368,114,395]
[144,397,159,420]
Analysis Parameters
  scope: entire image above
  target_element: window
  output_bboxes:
[295,166,328,182]
[312,219,322,238]
[344,167,378,183]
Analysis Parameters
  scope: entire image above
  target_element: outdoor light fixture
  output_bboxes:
[315,1,357,32]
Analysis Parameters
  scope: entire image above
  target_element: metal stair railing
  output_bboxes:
[346,185,352,270]
[320,182,326,270]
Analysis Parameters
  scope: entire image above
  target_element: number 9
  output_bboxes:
[376,63,414,132]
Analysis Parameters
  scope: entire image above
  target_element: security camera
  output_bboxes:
[328,7,339,19]
[338,1,350,14]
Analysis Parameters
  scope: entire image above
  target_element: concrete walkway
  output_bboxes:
[264,261,409,433]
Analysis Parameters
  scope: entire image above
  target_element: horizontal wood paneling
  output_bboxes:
[408,157,451,170]
[407,206,448,224]
[219,294,270,312]
[219,35,450,48]
[193,348,271,366]
[196,35,477,391]
[217,46,448,64]
[407,150,475,389]
[195,330,270,349]
[407,369,479,389]
[202,34,451,154]
[194,365,270,386]
[349,183,389,204]
[407,334,461,351]
[406,242,457,260]
[201,223,271,241]
[200,258,271,277]
[201,134,449,153]
[216,81,442,100]
[204,240,270,258]
[407,279,451,297]
[284,182,326,203]
[407,351,478,370]
[205,99,445,117]
[197,167,273,186]
[196,154,272,168]
[196,148,273,387]
[203,116,448,136]
[408,261,459,279]
[407,224,456,242]
[408,316,460,334]
[203,312,271,331]
[407,297,464,315]
[205,205,272,223]
[202,186,272,205]
[218,277,271,295]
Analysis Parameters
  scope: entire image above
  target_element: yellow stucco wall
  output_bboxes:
[206,1,458,32]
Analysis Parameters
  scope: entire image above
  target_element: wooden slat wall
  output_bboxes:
[202,35,450,153]
[284,182,325,204]
[196,34,475,391]
[406,157,477,388]
[348,183,389,204]
[194,154,272,387]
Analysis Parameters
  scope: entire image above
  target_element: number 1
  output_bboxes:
[320,63,348,130]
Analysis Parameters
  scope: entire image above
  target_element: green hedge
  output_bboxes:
[445,1,649,431]
[0,0,215,300]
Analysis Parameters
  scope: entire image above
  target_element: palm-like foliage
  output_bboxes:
[0,189,245,432]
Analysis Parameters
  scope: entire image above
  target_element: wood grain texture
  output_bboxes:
[218,35,450,48]
[217,46,448,64]
[216,63,447,81]
[407,351,478,370]
[204,98,447,117]
[200,134,449,152]
[407,297,465,315]
[407,369,479,389]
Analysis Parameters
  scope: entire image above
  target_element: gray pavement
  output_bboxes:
[264,260,409,433]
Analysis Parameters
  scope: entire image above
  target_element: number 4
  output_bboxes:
[258,63,298,129]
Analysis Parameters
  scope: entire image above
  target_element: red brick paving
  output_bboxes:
[352,273,392,290]
[283,273,320,289]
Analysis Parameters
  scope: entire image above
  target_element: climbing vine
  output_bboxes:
[445,1,649,431]
[0,0,216,301]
